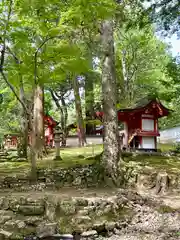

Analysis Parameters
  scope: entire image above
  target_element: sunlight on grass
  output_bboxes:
[1,143,180,176]
[0,145,103,175]
[158,143,174,152]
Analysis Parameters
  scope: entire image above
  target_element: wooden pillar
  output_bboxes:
[124,122,128,148]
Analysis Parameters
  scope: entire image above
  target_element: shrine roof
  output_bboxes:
[118,97,170,114]
[44,114,58,126]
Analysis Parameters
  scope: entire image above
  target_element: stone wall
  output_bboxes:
[0,164,106,191]
[0,191,132,239]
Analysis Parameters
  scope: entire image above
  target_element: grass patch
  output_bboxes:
[158,143,174,152]
[0,143,180,177]
[0,145,103,176]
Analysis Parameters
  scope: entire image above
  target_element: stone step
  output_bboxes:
[0,155,8,157]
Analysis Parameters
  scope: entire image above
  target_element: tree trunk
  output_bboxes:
[60,96,68,147]
[18,81,28,159]
[73,77,87,147]
[29,108,37,182]
[33,83,44,159]
[85,58,95,135]
[121,50,129,103]
[153,172,169,195]
[101,19,120,184]
[49,89,68,147]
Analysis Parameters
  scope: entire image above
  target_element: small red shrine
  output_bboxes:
[4,115,58,149]
[96,98,170,151]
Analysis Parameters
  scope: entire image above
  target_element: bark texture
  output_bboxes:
[153,172,169,195]
[73,77,86,147]
[85,57,95,135]
[101,20,120,184]
[18,81,28,159]
[33,84,44,158]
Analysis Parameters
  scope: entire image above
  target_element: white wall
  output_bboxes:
[160,126,180,143]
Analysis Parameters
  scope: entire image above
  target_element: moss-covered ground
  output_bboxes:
[0,143,179,176]
[0,145,103,175]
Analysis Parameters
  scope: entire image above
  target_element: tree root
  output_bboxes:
[152,172,169,195]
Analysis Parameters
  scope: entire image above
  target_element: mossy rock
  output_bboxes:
[18,205,45,216]
[58,201,76,216]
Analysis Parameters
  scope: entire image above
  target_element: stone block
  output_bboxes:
[18,205,44,216]
[37,222,58,238]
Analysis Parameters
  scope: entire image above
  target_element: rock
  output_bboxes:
[25,216,43,226]
[74,198,88,207]
[15,220,26,229]
[0,230,12,238]
[0,197,9,210]
[60,201,76,215]
[92,222,105,233]
[78,209,89,216]
[14,157,27,162]
[18,205,44,216]
[0,215,12,224]
[52,234,73,239]
[26,198,44,206]
[103,205,112,214]
[96,210,104,217]
[37,222,58,238]
[73,176,82,186]
[45,202,56,221]
[113,228,121,235]
[4,220,16,230]
[4,220,26,230]
[75,216,92,224]
[105,222,116,231]
[81,230,98,238]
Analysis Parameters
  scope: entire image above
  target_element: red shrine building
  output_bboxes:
[4,115,58,149]
[96,98,170,151]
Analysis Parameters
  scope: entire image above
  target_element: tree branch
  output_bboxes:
[0,71,29,113]
[34,35,61,85]
[0,0,29,114]
[0,0,13,70]
[7,47,22,64]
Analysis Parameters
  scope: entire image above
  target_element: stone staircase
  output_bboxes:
[0,150,10,162]
[0,150,26,162]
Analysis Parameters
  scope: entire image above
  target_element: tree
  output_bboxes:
[49,80,72,146]
[115,24,171,107]
[100,18,120,184]
[148,0,180,35]
[73,76,87,146]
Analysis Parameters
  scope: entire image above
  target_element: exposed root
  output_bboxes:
[152,172,169,195]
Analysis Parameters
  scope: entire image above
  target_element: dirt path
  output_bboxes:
[0,187,119,200]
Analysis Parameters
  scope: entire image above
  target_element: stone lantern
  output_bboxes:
[54,126,63,161]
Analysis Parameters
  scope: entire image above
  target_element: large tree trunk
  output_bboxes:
[33,83,44,158]
[18,81,28,159]
[121,50,129,103]
[60,96,68,147]
[73,77,87,147]
[101,20,120,184]
[28,97,37,182]
[85,58,95,135]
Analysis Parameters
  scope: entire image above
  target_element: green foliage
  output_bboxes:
[174,144,180,153]
[0,0,178,140]
[148,0,180,35]
[115,22,172,107]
